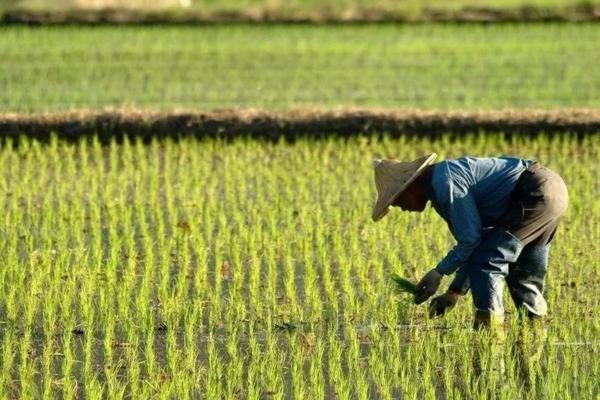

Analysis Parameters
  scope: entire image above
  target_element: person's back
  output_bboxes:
[429,156,532,227]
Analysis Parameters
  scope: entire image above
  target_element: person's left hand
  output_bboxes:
[429,290,461,317]
[413,268,443,304]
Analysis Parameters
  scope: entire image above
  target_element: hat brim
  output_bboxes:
[372,153,437,221]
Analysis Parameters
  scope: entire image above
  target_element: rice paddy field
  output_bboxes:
[1,2,600,397]
[0,133,598,398]
[1,23,600,112]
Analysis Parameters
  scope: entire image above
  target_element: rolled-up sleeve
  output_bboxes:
[434,191,482,275]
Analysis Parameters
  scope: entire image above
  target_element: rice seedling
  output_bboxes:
[391,274,416,294]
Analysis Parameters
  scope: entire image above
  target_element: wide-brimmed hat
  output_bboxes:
[371,153,437,221]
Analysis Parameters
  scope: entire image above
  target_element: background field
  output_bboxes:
[2,23,600,113]
[0,134,598,398]
[12,0,598,10]
[5,0,600,22]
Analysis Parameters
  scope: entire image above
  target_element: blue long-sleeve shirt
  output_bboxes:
[425,156,531,281]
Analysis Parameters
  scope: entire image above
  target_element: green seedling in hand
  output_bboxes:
[392,273,417,294]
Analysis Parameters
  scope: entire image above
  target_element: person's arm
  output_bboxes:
[448,266,470,294]
[413,190,482,304]
[434,191,482,276]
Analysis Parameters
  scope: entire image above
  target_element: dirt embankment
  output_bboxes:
[1,109,599,143]
[2,4,600,25]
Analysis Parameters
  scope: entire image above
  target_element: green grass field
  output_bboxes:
[2,24,599,113]
[0,134,598,398]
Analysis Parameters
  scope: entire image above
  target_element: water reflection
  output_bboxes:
[470,320,548,395]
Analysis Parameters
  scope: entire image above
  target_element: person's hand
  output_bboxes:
[413,269,443,305]
[429,290,461,317]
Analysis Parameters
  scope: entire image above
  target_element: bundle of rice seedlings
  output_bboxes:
[391,273,416,294]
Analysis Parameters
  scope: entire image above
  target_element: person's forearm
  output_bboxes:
[448,267,470,295]
[435,243,477,276]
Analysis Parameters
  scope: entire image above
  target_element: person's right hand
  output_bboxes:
[428,290,461,318]
[413,268,443,304]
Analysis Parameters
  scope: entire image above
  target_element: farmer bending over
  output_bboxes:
[371,154,568,327]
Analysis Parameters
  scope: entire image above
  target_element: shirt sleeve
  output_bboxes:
[448,266,470,294]
[434,191,482,275]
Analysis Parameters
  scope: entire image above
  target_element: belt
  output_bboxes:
[515,161,542,187]
[525,161,542,172]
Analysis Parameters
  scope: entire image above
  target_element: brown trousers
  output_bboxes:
[499,162,569,246]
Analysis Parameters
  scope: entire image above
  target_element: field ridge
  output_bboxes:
[2,4,600,25]
[2,108,599,141]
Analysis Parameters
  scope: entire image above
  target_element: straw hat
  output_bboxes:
[371,153,437,221]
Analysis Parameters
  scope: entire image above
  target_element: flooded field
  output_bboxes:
[0,134,597,398]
